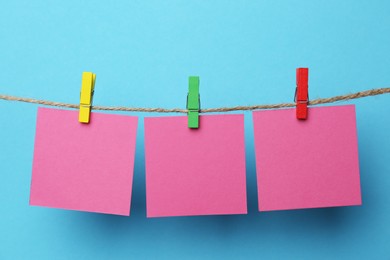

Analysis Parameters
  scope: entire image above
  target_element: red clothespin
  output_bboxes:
[295,68,309,120]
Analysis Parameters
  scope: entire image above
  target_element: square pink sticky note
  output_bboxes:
[253,105,362,211]
[30,107,138,216]
[145,114,247,217]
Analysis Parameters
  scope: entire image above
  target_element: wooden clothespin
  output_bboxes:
[295,68,309,120]
[187,76,200,128]
[79,72,96,123]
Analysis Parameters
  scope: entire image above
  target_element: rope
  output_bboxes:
[1,87,389,113]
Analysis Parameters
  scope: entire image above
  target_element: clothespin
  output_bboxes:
[295,68,309,120]
[79,72,96,123]
[187,76,200,128]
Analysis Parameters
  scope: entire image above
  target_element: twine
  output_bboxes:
[0,87,389,113]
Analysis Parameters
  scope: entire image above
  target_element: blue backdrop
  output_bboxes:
[1,1,390,259]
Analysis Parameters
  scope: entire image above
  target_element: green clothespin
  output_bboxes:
[187,76,200,128]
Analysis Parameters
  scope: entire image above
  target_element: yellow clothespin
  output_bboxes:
[79,72,96,123]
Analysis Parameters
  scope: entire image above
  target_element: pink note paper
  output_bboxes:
[253,105,362,211]
[30,107,138,216]
[145,114,247,217]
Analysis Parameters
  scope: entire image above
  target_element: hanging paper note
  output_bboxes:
[253,105,362,211]
[145,114,247,217]
[30,107,138,216]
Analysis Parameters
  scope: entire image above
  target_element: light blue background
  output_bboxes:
[1,1,390,259]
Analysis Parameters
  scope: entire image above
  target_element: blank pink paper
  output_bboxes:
[253,105,362,211]
[145,114,247,217]
[30,107,138,216]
